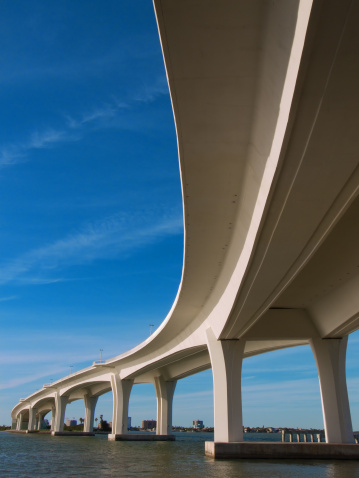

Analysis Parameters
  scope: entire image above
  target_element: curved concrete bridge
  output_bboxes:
[12,0,359,456]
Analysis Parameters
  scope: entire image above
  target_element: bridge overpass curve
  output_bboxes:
[12,0,359,447]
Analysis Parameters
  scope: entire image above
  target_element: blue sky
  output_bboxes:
[1,0,359,431]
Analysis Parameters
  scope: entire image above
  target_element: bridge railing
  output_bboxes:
[93,360,106,365]
[281,430,359,443]
[281,430,325,443]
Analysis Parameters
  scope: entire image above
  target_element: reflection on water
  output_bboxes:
[1,432,359,478]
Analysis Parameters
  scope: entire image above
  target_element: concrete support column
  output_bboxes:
[50,406,56,431]
[53,394,68,433]
[16,413,23,431]
[206,327,245,443]
[37,412,45,430]
[28,407,37,431]
[110,374,133,435]
[84,395,98,433]
[310,336,354,443]
[154,376,177,435]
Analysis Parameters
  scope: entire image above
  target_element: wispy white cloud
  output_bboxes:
[133,77,169,104]
[0,127,79,170]
[347,377,359,404]
[243,377,319,394]
[66,77,168,131]
[243,363,315,374]
[174,378,321,411]
[0,351,96,367]
[174,390,213,400]
[0,328,139,395]
[348,333,359,345]
[0,152,20,167]
[242,377,322,410]
[29,129,68,149]
[17,277,67,285]
[0,211,182,285]
[66,105,119,129]
[0,76,169,171]
[0,148,25,167]
[0,295,17,302]
[245,344,311,362]
[0,366,68,391]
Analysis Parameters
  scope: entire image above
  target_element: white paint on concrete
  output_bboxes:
[154,377,177,436]
[206,327,245,443]
[110,375,133,436]
[84,395,98,433]
[310,337,354,443]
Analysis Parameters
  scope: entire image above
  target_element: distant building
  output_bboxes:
[142,419,156,430]
[98,419,110,431]
[128,417,131,429]
[193,420,204,429]
[65,419,77,427]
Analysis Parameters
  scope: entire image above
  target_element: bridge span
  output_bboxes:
[11,0,359,458]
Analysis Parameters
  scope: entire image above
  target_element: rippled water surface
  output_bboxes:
[2,432,359,478]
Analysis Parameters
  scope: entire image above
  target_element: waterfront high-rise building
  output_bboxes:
[142,420,156,430]
[193,420,204,429]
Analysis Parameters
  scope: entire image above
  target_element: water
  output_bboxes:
[1,432,359,478]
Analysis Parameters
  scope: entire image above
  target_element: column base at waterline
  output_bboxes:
[205,442,359,459]
[8,430,51,434]
[27,430,51,434]
[108,434,176,441]
[51,431,95,437]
